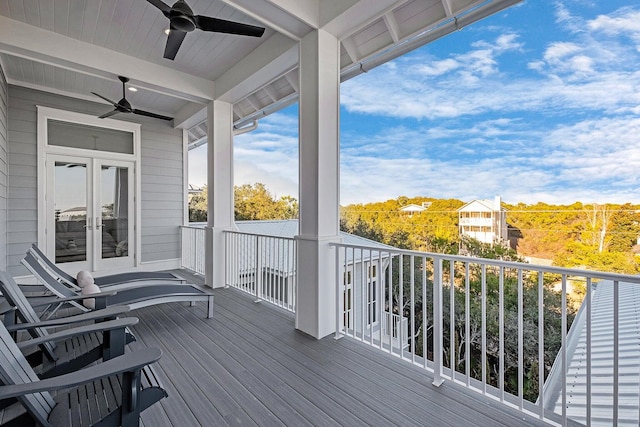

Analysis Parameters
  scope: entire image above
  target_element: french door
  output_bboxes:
[46,154,135,272]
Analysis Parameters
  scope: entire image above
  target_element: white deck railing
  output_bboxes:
[180,225,638,425]
[180,225,206,275]
[224,230,297,312]
[331,242,640,427]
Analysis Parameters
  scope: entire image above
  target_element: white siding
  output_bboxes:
[6,86,183,275]
[0,64,7,270]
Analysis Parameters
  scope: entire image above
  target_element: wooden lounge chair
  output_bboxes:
[22,253,214,318]
[0,319,166,427]
[28,244,184,289]
[0,271,135,379]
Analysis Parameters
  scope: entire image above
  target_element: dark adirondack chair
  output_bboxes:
[0,319,166,427]
[22,252,214,318]
[0,271,135,378]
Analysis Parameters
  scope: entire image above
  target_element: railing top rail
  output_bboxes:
[223,229,297,242]
[329,242,640,284]
[180,224,207,230]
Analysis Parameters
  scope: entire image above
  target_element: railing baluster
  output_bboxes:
[399,253,404,357]
[586,277,592,427]
[449,260,455,380]
[425,255,430,371]
[410,255,415,364]
[561,274,567,425]
[499,266,504,402]
[361,248,366,343]
[613,280,619,426]
[518,268,524,411]
[388,249,393,354]
[465,262,470,387]
[481,263,487,395]
[433,258,443,386]
[335,245,342,339]
[537,270,544,420]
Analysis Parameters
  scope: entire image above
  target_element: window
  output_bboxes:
[343,288,352,329]
[367,261,378,326]
[368,279,377,325]
[343,267,353,329]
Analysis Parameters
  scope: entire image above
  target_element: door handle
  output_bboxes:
[95,217,102,229]
[83,217,92,230]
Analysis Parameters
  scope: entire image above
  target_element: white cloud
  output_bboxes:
[188,112,299,198]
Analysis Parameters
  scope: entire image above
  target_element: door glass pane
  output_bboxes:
[54,161,87,263]
[48,120,134,154]
[101,165,128,259]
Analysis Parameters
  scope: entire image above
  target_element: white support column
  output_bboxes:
[205,100,235,288]
[295,29,341,339]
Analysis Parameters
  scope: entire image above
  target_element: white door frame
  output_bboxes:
[37,106,142,273]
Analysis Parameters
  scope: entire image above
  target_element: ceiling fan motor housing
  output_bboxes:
[170,1,196,32]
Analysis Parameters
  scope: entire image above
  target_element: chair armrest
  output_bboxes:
[28,290,117,308]
[16,318,139,351]
[4,305,132,332]
[0,348,162,400]
[0,300,16,316]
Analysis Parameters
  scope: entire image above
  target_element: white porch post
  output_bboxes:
[205,100,234,288]
[295,29,341,339]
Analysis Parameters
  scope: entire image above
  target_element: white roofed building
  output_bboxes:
[458,196,509,248]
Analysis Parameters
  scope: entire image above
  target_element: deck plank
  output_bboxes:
[123,274,551,427]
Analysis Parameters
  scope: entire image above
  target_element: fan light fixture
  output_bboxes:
[91,76,173,121]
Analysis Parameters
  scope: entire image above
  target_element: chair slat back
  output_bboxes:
[21,253,78,301]
[29,244,77,287]
[0,319,55,425]
[0,271,57,359]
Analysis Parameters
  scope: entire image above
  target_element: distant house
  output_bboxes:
[399,202,431,217]
[458,196,509,247]
[233,220,409,349]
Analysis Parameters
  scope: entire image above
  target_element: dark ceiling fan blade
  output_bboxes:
[91,92,118,107]
[98,109,120,119]
[194,15,265,37]
[146,0,171,14]
[132,109,173,121]
[164,28,188,60]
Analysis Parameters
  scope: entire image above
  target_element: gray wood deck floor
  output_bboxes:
[125,273,551,427]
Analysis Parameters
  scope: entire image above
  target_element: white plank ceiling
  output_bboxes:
[0,0,520,143]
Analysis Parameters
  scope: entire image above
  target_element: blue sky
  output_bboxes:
[190,1,640,206]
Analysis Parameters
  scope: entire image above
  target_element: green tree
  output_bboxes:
[607,204,640,252]
[189,186,208,222]
[188,183,299,222]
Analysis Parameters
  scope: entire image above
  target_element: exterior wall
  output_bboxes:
[0,64,7,270]
[139,127,184,263]
[6,86,183,275]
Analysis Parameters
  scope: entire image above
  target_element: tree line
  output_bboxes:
[340,197,640,274]
[189,183,298,222]
[191,186,640,274]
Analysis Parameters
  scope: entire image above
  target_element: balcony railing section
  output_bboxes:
[224,230,297,312]
[331,242,640,426]
[180,225,206,275]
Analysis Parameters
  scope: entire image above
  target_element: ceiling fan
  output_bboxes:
[147,0,266,60]
[91,76,173,121]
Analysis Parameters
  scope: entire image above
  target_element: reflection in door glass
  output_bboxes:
[101,165,128,259]
[54,162,87,263]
